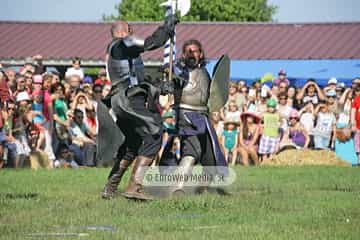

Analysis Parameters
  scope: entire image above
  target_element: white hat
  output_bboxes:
[16,91,31,102]
[328,77,337,85]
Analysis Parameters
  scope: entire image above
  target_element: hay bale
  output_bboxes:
[262,149,351,166]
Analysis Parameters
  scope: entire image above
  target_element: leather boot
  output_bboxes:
[101,160,130,199]
[122,156,153,201]
[171,156,196,196]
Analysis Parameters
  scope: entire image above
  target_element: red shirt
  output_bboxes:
[351,96,360,129]
[94,78,111,85]
[43,90,52,121]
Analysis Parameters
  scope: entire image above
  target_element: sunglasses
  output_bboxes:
[289,117,298,120]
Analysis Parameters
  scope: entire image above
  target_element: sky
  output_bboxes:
[1,0,360,23]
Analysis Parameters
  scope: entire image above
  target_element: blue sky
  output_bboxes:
[1,0,360,22]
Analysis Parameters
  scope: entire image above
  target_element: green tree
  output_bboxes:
[103,0,277,22]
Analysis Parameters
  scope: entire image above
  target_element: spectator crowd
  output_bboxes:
[0,56,110,169]
[0,57,359,169]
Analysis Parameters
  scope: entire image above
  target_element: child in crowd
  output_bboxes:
[245,88,257,112]
[312,102,336,149]
[222,119,239,165]
[258,98,281,163]
[238,111,261,165]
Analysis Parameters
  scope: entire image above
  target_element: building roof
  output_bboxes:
[0,21,360,63]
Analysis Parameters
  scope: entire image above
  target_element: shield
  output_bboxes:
[208,54,230,113]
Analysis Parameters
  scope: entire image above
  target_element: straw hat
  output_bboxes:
[240,111,262,124]
[223,118,240,126]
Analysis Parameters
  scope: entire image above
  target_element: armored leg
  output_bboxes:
[101,159,130,199]
[122,156,154,201]
[171,155,196,196]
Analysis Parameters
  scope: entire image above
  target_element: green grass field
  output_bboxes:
[1,166,359,240]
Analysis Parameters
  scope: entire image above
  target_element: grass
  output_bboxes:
[0,166,359,240]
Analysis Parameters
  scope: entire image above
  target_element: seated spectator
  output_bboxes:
[238,111,261,165]
[65,57,84,81]
[0,100,17,168]
[312,102,336,149]
[54,144,79,168]
[221,119,239,165]
[281,109,310,149]
[68,109,96,166]
[274,69,290,86]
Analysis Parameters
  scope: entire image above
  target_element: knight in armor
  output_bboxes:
[99,16,179,200]
[162,39,229,195]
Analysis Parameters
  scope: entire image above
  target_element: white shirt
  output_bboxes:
[300,112,314,134]
[65,67,84,80]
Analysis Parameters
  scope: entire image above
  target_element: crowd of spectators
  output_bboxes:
[0,58,359,169]
[0,56,110,169]
[213,70,360,166]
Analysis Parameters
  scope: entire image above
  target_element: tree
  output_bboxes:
[103,0,277,22]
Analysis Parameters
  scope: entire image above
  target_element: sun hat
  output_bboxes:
[327,77,337,85]
[289,109,299,119]
[224,118,240,126]
[240,111,262,124]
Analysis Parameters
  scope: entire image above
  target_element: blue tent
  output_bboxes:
[206,59,360,87]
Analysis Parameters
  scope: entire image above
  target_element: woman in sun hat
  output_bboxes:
[238,111,262,165]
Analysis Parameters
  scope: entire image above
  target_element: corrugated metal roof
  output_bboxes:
[0,21,359,61]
